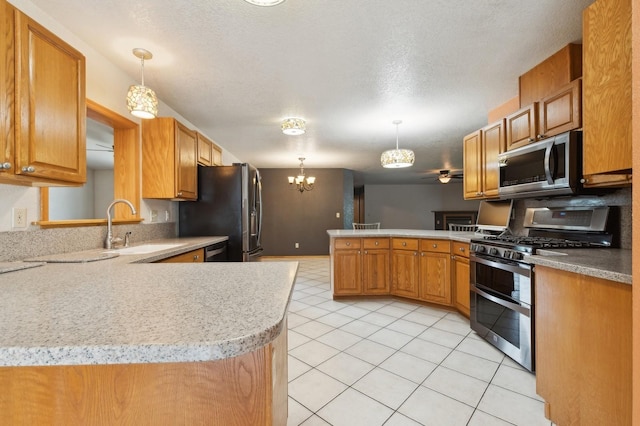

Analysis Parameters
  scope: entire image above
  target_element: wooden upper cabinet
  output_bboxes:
[463,121,503,200]
[211,142,223,166]
[538,79,582,139]
[463,130,482,199]
[1,3,86,186]
[196,132,213,166]
[481,119,504,198]
[582,0,632,187]
[142,117,198,200]
[519,43,582,108]
[505,103,538,150]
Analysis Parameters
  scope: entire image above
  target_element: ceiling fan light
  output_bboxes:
[438,175,452,184]
[381,149,415,168]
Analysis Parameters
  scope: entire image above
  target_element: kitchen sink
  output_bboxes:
[105,243,185,255]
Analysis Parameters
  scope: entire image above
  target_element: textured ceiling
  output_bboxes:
[27,0,594,184]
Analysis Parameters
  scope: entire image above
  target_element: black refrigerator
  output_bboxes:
[179,164,263,261]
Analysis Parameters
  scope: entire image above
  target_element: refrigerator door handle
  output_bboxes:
[256,170,263,245]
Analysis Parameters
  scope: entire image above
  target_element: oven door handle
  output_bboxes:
[472,285,531,317]
[470,253,531,277]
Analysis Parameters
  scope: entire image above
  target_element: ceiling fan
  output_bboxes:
[437,169,463,184]
[87,143,114,153]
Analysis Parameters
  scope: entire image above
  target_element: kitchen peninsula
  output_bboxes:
[0,238,297,425]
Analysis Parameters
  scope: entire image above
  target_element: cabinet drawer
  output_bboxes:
[451,241,470,258]
[420,239,451,253]
[392,238,419,251]
[334,238,361,250]
[363,238,389,249]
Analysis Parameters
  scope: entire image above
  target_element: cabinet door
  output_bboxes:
[211,142,223,166]
[418,251,451,305]
[0,1,14,180]
[582,0,632,185]
[538,79,581,139]
[362,249,390,295]
[452,255,470,317]
[463,130,482,200]
[481,119,504,198]
[391,249,419,298]
[15,11,86,183]
[505,103,538,150]
[334,249,362,295]
[176,122,197,200]
[196,133,213,166]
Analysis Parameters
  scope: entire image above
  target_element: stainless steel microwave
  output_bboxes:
[498,131,582,199]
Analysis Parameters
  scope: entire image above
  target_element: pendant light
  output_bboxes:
[380,120,415,168]
[126,48,158,119]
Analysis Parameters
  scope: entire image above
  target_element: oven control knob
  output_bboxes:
[512,252,523,261]
[489,248,499,256]
[503,250,512,259]
[475,245,485,253]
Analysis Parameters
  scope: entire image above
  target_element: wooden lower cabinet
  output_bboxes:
[390,238,419,299]
[332,237,471,317]
[451,242,470,317]
[535,266,631,425]
[156,248,205,263]
[418,239,451,305]
[362,238,390,294]
[333,238,389,296]
[0,324,289,425]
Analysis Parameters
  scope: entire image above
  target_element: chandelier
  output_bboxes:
[380,120,415,168]
[126,48,158,119]
[288,157,316,193]
[281,117,306,135]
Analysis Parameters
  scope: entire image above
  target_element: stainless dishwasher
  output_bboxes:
[204,241,228,262]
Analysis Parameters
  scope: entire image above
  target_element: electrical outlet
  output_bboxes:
[295,242,299,249]
[165,210,170,221]
[12,208,27,229]
[150,209,158,222]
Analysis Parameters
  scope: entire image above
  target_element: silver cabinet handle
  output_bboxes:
[364,250,368,254]
[402,242,407,247]
[1,162,11,170]
[375,241,379,246]
[432,244,437,248]
[459,247,465,252]
[414,252,418,256]
[177,192,183,196]
[345,242,351,246]
[421,252,425,256]
[21,165,35,173]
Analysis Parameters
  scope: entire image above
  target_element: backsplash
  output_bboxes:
[0,222,177,262]
[510,187,632,249]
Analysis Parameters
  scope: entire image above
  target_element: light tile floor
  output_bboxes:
[280,257,550,426]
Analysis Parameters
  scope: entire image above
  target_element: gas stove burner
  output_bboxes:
[482,235,604,249]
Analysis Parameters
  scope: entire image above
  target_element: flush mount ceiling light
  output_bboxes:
[381,120,415,168]
[281,117,306,135]
[126,48,158,119]
[243,0,285,6]
[288,157,316,193]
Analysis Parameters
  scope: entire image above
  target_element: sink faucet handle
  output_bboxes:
[124,232,132,248]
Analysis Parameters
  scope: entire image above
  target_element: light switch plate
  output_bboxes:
[150,209,158,222]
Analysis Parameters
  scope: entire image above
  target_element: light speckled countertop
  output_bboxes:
[327,229,476,243]
[529,248,632,285]
[0,237,298,367]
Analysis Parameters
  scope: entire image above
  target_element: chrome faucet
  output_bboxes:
[105,199,137,249]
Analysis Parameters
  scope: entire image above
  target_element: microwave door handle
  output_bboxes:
[543,140,554,184]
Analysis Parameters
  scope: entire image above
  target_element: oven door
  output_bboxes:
[470,253,534,372]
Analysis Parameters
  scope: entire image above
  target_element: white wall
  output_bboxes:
[364,182,481,229]
[0,0,240,233]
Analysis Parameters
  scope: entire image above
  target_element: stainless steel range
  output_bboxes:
[469,206,612,372]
